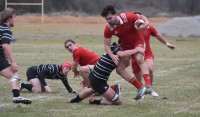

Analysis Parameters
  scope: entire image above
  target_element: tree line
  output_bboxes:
[0,0,199,17]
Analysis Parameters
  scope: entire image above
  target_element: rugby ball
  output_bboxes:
[134,19,145,30]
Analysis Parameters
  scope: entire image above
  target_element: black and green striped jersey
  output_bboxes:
[0,24,12,58]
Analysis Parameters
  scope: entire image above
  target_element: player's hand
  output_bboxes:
[138,22,148,31]
[73,71,80,78]
[11,62,18,72]
[44,85,52,93]
[111,55,119,65]
[167,44,175,50]
[135,48,145,54]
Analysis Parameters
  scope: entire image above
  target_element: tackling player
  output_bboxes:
[67,43,146,105]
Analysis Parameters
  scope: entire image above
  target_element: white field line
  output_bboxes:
[0,103,10,108]
[29,96,48,100]
[0,96,49,109]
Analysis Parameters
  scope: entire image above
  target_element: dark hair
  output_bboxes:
[0,8,15,23]
[134,11,142,15]
[101,5,116,17]
[64,39,75,49]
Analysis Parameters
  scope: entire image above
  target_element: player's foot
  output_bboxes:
[134,86,146,100]
[151,89,159,97]
[13,97,32,104]
[114,84,121,96]
[67,97,82,103]
[145,86,153,94]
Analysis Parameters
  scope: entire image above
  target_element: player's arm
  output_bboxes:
[72,62,80,78]
[117,48,144,58]
[155,33,175,50]
[37,69,52,92]
[104,38,119,65]
[60,78,73,93]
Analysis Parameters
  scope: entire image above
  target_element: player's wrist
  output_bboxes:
[165,42,170,46]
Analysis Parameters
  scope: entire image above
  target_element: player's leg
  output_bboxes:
[145,58,159,97]
[29,78,42,93]
[90,87,122,105]
[79,65,95,88]
[134,47,152,87]
[67,87,95,103]
[116,57,146,100]
[0,66,31,104]
[131,58,143,83]
[145,58,154,85]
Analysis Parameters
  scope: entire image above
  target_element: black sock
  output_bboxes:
[90,99,101,105]
[12,89,20,97]
[22,83,33,92]
[70,95,83,103]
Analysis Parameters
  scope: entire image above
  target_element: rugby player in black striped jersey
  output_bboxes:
[67,42,146,105]
[0,8,31,104]
[19,62,77,94]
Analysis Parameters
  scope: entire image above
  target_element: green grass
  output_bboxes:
[0,23,200,117]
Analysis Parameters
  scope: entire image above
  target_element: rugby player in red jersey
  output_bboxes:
[64,39,121,95]
[132,22,175,96]
[101,5,154,95]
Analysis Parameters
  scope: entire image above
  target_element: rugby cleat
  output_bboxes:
[13,97,32,104]
[151,90,159,97]
[114,84,121,96]
[134,86,146,100]
[145,86,153,94]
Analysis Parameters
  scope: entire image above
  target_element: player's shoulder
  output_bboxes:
[121,12,136,17]
[148,25,157,31]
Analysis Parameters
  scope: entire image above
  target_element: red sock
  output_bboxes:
[143,74,151,86]
[110,85,115,90]
[129,77,142,89]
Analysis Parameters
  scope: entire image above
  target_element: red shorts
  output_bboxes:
[131,54,154,74]
[121,37,145,50]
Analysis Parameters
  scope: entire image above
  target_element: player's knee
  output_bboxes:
[116,66,125,74]
[32,87,42,93]
[136,57,144,65]
[10,75,19,82]
[148,66,153,71]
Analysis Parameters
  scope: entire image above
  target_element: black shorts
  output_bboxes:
[89,72,109,95]
[0,58,10,71]
[26,66,38,81]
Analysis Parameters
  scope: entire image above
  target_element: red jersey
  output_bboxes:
[142,25,158,57]
[73,47,99,66]
[104,12,145,50]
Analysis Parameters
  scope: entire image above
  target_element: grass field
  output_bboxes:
[0,22,200,117]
